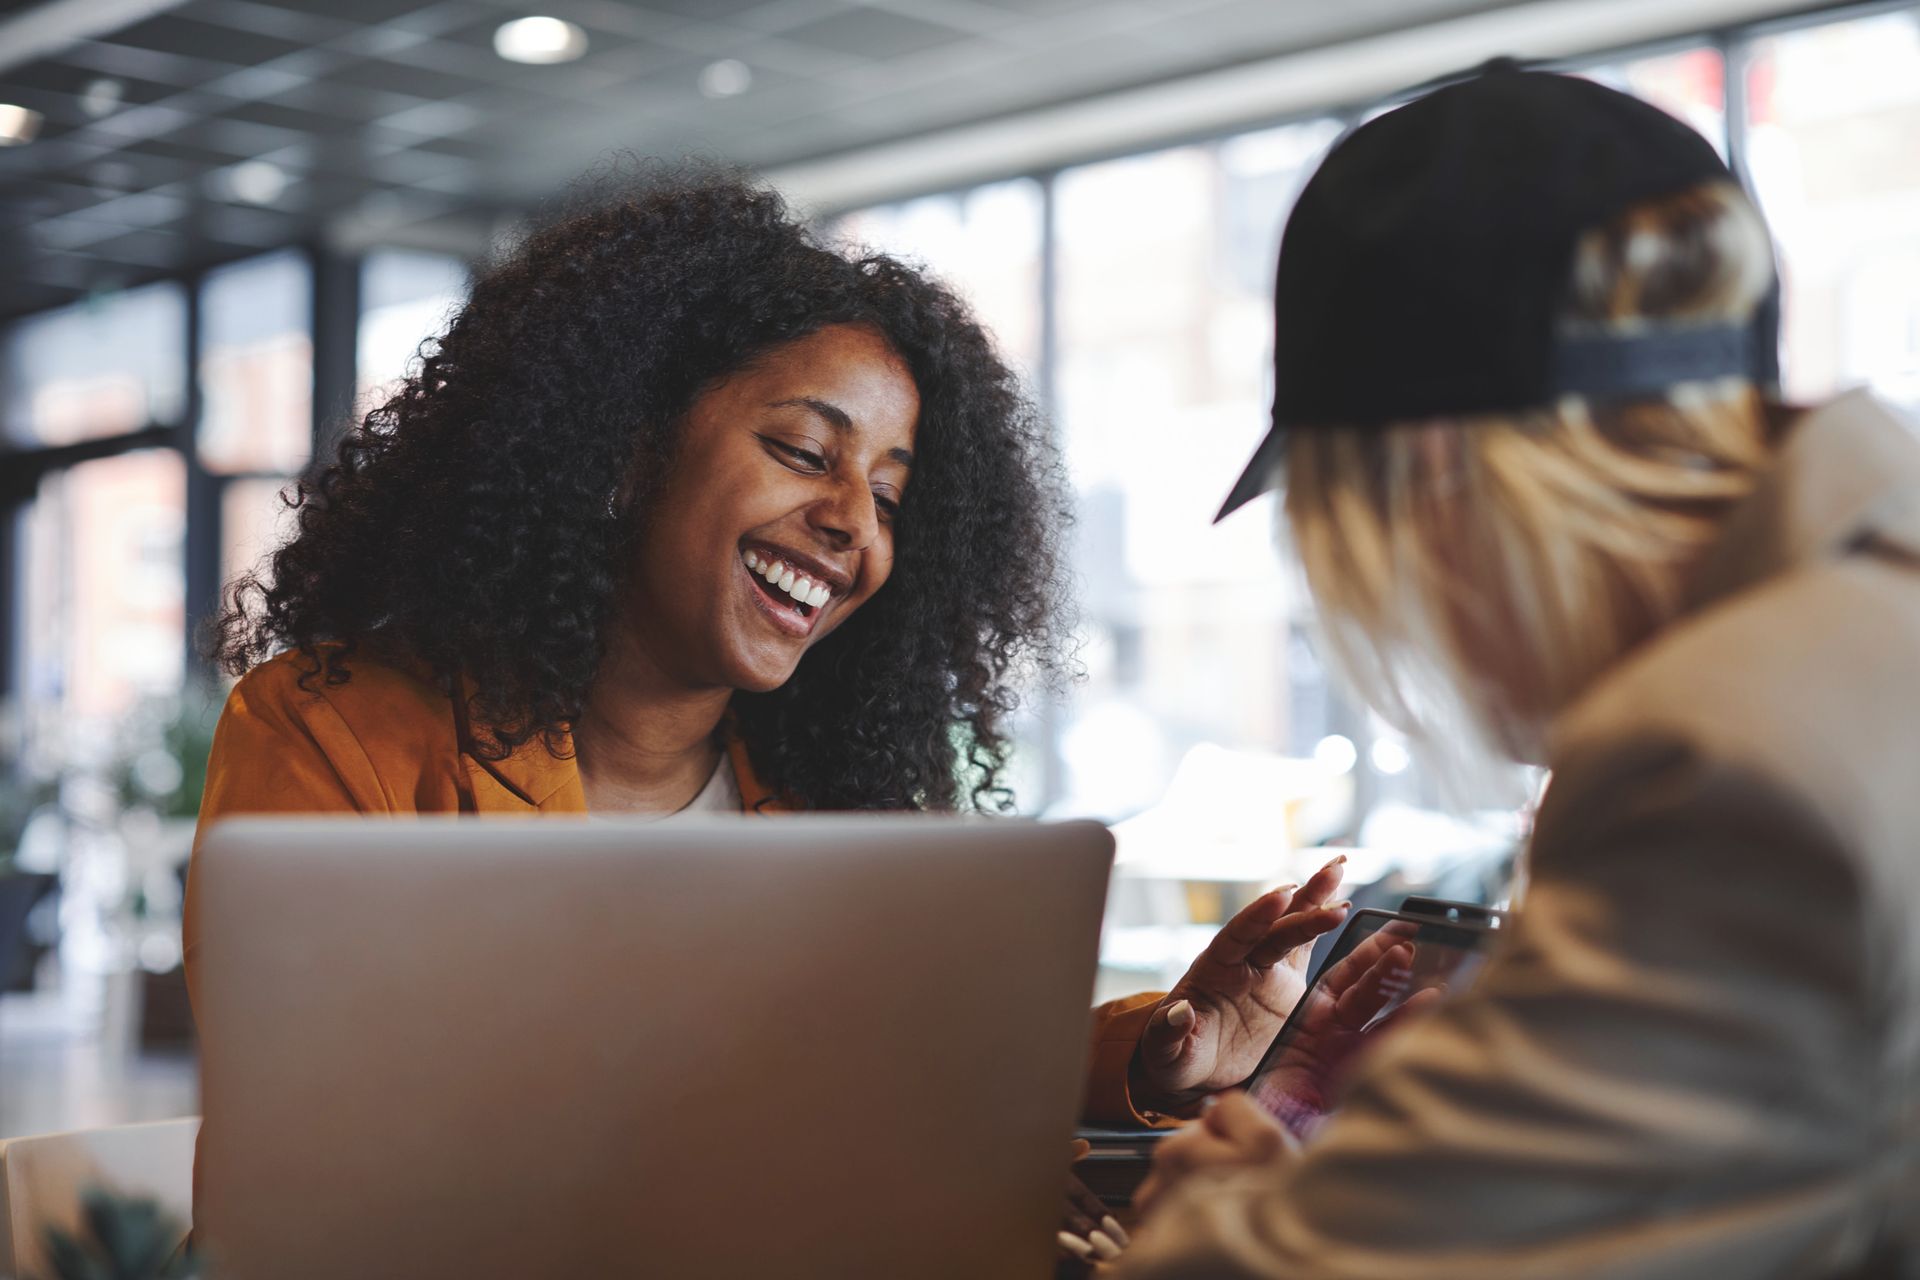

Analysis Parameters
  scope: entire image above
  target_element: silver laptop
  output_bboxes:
[191,815,1113,1280]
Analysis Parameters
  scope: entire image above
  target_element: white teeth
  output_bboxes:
[745,553,832,610]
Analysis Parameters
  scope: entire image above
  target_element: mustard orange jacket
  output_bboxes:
[186,648,1167,1127]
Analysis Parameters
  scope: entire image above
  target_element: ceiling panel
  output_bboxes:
[105,14,313,67]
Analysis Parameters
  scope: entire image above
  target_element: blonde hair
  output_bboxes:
[1285,181,1778,763]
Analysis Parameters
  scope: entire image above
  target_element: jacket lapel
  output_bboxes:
[462,737,587,813]
[453,685,782,815]
[728,736,781,813]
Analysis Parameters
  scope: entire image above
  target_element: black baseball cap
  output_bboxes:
[1216,62,1779,521]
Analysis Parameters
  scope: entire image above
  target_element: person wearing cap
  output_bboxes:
[1111,66,1920,1277]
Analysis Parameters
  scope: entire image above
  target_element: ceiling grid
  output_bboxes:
[2,0,1552,318]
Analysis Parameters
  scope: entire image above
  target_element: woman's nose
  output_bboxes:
[809,477,879,549]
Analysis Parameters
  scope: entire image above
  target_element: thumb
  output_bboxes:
[1140,997,1198,1067]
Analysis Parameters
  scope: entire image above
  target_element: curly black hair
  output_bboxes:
[211,163,1073,812]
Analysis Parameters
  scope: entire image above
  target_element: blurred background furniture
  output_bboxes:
[0,871,55,994]
[0,1117,198,1279]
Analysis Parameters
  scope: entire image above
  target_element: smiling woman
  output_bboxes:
[203,165,1068,815]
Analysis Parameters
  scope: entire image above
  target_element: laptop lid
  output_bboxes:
[192,815,1113,1280]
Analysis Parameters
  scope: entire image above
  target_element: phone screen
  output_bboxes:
[1241,909,1497,1139]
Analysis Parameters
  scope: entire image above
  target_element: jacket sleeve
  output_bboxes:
[1083,992,1185,1128]
[185,662,393,1002]
[1115,735,1887,1280]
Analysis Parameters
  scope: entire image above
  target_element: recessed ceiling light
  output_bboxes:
[493,16,587,65]
[80,78,123,119]
[0,104,43,146]
[222,160,289,205]
[698,59,753,99]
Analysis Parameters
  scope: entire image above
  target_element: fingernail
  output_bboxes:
[1334,900,1352,911]
[1102,1215,1132,1247]
[1330,854,1347,866]
[1089,1230,1124,1260]
[1166,999,1195,1030]
[1058,1231,1095,1260]
[1199,1094,1219,1112]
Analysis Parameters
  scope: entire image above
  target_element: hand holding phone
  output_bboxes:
[1240,907,1499,1139]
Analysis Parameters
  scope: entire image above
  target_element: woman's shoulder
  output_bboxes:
[1541,562,1920,926]
[231,645,451,730]
[220,645,465,803]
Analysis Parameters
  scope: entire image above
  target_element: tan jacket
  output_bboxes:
[1118,390,1920,1279]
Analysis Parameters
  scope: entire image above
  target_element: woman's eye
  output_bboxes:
[763,437,826,471]
[873,492,901,522]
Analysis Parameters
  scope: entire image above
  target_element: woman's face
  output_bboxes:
[624,323,920,692]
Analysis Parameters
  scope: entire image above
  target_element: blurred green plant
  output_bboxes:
[40,1187,197,1280]
[111,690,219,823]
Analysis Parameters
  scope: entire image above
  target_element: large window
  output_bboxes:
[1051,125,1345,830]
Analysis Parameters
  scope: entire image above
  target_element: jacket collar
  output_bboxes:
[452,685,780,814]
[1686,389,1920,615]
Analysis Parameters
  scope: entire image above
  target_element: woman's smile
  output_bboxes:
[739,545,846,638]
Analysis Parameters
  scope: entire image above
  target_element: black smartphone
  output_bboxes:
[1399,895,1509,928]
[1239,906,1501,1139]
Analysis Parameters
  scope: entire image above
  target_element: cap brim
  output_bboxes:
[1213,420,1287,523]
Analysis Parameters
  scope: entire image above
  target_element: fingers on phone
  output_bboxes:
[1332,942,1414,1027]
[1067,1172,1110,1224]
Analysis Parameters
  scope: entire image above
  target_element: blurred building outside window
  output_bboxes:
[1582,45,1728,157]
[835,180,1046,380]
[356,249,469,418]
[197,251,313,477]
[1745,11,1920,414]
[16,451,185,741]
[0,284,186,448]
[219,478,299,605]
